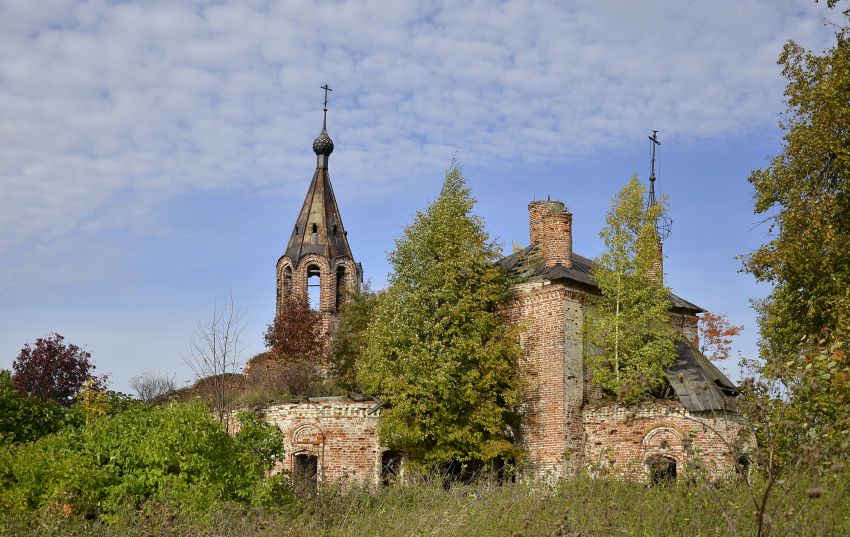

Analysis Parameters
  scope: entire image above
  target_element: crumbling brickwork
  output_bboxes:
[582,401,745,480]
[251,398,386,486]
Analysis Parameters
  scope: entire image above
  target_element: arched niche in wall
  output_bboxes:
[284,265,293,297]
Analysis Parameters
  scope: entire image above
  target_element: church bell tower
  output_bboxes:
[275,85,362,333]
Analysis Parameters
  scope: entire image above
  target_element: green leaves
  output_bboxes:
[356,163,522,468]
[585,176,678,404]
[743,14,850,454]
[0,402,288,517]
[746,29,850,364]
[0,370,81,445]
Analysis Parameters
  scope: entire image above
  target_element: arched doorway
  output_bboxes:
[646,455,677,484]
[381,450,403,486]
[293,452,319,488]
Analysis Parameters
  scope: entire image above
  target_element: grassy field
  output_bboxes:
[2,470,848,537]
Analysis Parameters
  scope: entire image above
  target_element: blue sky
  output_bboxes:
[0,0,840,393]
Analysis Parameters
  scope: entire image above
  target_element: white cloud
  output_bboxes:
[0,0,837,286]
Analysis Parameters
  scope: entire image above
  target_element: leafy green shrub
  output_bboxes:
[0,402,287,518]
[0,370,82,445]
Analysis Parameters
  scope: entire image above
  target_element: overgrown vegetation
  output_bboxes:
[0,397,287,519]
[742,2,850,466]
[2,469,849,536]
[585,175,678,403]
[357,163,523,470]
[330,283,382,391]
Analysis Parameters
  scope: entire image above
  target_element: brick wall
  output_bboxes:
[507,280,569,478]
[246,398,385,486]
[582,400,745,480]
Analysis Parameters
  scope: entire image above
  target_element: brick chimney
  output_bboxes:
[528,200,565,246]
[542,206,573,269]
[646,241,663,284]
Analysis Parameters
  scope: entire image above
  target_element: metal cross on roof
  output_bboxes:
[648,130,660,206]
[321,84,332,110]
[647,130,672,240]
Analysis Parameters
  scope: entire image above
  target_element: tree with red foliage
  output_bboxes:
[12,333,101,406]
[258,295,326,395]
[698,311,743,361]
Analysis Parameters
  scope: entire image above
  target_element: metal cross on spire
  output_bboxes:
[320,84,332,131]
[648,130,660,207]
[647,130,672,240]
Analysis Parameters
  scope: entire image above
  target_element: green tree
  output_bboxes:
[357,164,522,469]
[330,283,381,391]
[744,11,850,453]
[585,176,678,404]
[745,22,850,370]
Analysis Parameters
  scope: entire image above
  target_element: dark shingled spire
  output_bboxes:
[284,85,353,266]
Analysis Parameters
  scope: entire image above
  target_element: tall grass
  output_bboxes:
[3,467,848,537]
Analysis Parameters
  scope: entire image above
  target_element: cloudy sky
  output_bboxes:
[0,0,840,393]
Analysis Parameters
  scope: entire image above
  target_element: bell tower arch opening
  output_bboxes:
[335,266,347,311]
[307,264,321,310]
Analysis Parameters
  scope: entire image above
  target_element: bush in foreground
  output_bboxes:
[0,402,287,518]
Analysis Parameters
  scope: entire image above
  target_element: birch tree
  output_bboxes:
[585,176,678,404]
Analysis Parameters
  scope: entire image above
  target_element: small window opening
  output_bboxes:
[332,224,338,235]
[381,450,403,486]
[647,455,677,484]
[294,453,318,489]
[335,266,346,311]
[311,223,318,244]
[284,266,293,297]
[307,265,321,310]
[294,224,299,234]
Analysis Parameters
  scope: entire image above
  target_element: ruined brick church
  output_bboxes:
[253,103,744,486]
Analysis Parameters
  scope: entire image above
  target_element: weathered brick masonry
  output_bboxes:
[582,401,744,479]
[258,122,743,485]
[501,200,743,481]
[245,398,385,485]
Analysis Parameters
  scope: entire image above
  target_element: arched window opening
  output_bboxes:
[311,223,318,244]
[647,455,677,484]
[307,264,321,310]
[294,453,318,489]
[381,450,403,486]
[335,266,346,311]
[284,266,293,297]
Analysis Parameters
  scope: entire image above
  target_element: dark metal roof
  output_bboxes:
[667,341,738,412]
[500,245,704,313]
[283,165,354,267]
